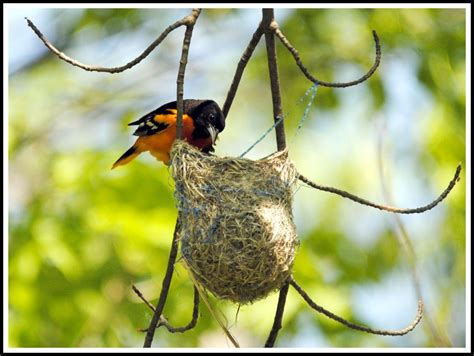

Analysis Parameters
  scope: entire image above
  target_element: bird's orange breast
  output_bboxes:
[134,113,212,165]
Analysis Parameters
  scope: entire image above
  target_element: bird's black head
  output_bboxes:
[185,99,225,144]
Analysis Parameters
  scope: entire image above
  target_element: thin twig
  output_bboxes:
[297,164,461,214]
[176,9,201,139]
[132,284,157,313]
[134,285,200,334]
[222,26,264,118]
[185,267,240,348]
[26,14,192,73]
[143,218,181,347]
[275,28,381,88]
[265,281,290,347]
[290,277,423,336]
[376,120,452,346]
[132,284,171,330]
[160,286,200,333]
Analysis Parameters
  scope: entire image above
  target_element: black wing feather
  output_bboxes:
[127,99,217,137]
[128,102,178,136]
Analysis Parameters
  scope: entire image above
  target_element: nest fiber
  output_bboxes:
[171,140,298,304]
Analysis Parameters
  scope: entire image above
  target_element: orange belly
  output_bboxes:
[135,115,212,165]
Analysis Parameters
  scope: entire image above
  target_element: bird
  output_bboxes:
[112,99,225,168]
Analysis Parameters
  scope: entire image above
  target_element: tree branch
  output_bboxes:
[290,277,423,336]
[26,13,193,73]
[275,28,381,88]
[297,164,461,214]
[132,284,158,313]
[160,286,199,334]
[264,281,290,347]
[222,25,264,118]
[263,9,287,152]
[375,120,452,346]
[176,8,201,139]
[133,285,200,334]
[260,9,290,348]
[142,9,200,348]
[143,218,181,347]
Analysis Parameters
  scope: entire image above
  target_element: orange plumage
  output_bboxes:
[112,100,225,169]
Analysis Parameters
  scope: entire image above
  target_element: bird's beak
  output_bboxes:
[207,125,218,145]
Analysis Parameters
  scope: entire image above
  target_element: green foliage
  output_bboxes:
[8,7,466,348]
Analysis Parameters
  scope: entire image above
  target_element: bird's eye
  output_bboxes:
[209,114,215,120]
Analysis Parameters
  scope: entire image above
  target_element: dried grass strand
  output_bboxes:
[171,140,299,304]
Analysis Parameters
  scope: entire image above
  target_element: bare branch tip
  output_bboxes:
[418,300,424,313]
[283,27,382,88]
[454,164,462,182]
[25,17,37,31]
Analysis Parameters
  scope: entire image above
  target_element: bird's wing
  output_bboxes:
[128,105,177,137]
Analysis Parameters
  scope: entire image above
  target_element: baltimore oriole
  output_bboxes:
[112,99,225,168]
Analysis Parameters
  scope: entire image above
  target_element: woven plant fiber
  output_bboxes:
[171,140,298,304]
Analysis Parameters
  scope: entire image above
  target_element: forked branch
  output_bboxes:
[142,218,181,347]
[133,284,200,334]
[298,164,461,214]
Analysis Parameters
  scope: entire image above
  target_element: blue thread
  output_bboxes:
[239,84,319,157]
[291,84,318,144]
[239,115,285,158]
[205,216,221,243]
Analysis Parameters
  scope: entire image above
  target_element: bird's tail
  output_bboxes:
[112,145,141,169]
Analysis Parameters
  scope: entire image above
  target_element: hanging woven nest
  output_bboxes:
[171,140,299,304]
